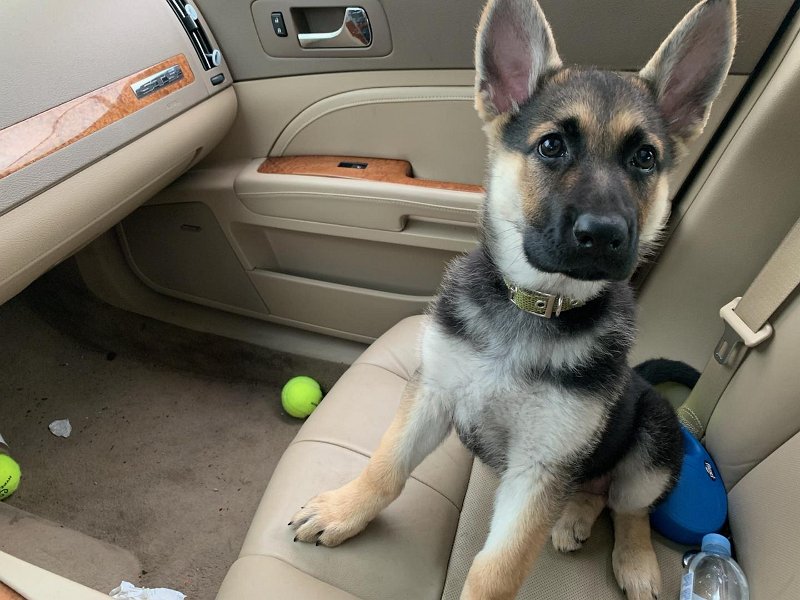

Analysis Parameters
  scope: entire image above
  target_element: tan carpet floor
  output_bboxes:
[0,263,347,599]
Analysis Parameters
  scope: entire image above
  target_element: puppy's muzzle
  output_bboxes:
[523,209,638,281]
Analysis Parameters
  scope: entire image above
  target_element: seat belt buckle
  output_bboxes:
[713,297,774,365]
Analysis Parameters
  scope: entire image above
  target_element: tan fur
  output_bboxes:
[289,377,420,546]
[462,515,553,600]
[565,100,599,144]
[551,491,607,552]
[550,67,571,85]
[525,121,559,148]
[612,510,662,600]
[460,466,571,600]
[482,111,512,145]
[639,174,670,245]
[519,157,545,221]
[608,110,646,146]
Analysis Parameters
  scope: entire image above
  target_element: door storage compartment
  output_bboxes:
[249,270,431,340]
[120,202,268,315]
[232,223,461,297]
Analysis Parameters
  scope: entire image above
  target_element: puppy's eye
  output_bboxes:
[538,134,566,159]
[631,146,656,171]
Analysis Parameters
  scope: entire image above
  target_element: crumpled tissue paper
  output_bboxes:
[48,419,72,438]
[109,581,186,600]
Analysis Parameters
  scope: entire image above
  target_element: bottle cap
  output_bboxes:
[701,533,731,557]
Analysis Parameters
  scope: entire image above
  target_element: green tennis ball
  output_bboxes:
[0,454,21,500]
[281,376,323,419]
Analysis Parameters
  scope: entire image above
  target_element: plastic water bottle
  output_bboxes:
[681,533,749,600]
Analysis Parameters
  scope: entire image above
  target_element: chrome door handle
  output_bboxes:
[297,7,372,48]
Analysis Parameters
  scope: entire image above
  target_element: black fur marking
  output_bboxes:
[545,330,630,396]
[575,370,683,490]
[573,373,640,481]
[434,285,474,343]
[635,358,701,389]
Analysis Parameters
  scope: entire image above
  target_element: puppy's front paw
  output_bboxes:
[612,545,661,600]
[289,481,375,547]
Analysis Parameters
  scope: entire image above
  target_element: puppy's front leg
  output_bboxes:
[462,465,567,600]
[290,372,452,547]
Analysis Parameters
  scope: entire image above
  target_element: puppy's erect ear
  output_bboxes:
[640,0,737,149]
[474,0,561,122]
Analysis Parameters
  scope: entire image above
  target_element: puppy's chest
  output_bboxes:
[421,326,605,469]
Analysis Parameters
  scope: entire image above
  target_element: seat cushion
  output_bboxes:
[217,316,474,600]
[218,315,688,600]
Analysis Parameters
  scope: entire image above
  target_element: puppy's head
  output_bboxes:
[475,0,736,298]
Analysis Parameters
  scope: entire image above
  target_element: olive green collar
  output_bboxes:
[504,279,586,318]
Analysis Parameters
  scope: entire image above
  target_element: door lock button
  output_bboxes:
[271,12,288,37]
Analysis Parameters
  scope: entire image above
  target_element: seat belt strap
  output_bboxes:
[678,217,800,438]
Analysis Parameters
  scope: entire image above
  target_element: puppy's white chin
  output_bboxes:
[498,247,607,303]
[487,212,606,303]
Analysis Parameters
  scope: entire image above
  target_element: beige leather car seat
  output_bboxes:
[215,272,799,600]
[216,12,800,600]
[216,314,690,600]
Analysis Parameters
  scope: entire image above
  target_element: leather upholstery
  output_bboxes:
[220,291,800,600]
[217,316,687,600]
[219,316,474,600]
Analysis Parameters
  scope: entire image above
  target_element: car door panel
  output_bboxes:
[87,1,792,343]
[193,0,793,78]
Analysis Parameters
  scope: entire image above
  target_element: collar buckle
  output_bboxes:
[505,280,583,318]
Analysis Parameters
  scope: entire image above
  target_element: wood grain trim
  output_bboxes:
[0,54,195,180]
[257,155,484,194]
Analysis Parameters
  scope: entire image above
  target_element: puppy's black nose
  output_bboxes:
[572,213,629,253]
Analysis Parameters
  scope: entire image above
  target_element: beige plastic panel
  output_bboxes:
[0,552,109,600]
[232,224,460,296]
[250,270,432,343]
[727,430,800,600]
[205,70,475,163]
[126,160,472,340]
[119,203,268,315]
[0,0,219,129]
[76,231,369,365]
[271,86,484,183]
[0,0,231,212]
[705,296,800,489]
[0,88,237,306]
[208,73,743,188]
[193,0,792,79]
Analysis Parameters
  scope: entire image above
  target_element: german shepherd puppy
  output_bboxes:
[291,0,736,598]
